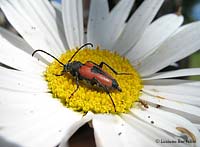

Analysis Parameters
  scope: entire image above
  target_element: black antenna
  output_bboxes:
[67,43,93,63]
[32,50,65,66]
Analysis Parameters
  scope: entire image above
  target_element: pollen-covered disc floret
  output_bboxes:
[45,47,143,114]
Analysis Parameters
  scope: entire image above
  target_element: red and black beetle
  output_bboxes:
[32,43,131,112]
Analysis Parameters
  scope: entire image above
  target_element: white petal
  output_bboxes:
[170,62,179,67]
[62,0,84,48]
[126,14,183,62]
[144,79,200,86]
[143,80,200,122]
[19,0,66,52]
[121,114,188,147]
[137,22,200,77]
[51,0,69,49]
[27,0,66,51]
[0,89,90,147]
[0,67,47,92]
[142,88,200,107]
[87,0,134,49]
[194,124,200,130]
[131,106,200,146]
[160,107,200,124]
[0,28,46,72]
[87,0,109,46]
[140,92,200,118]
[0,26,49,64]
[114,0,164,55]
[0,0,64,56]
[93,114,159,147]
[144,79,200,97]
[104,0,135,49]
[143,68,200,80]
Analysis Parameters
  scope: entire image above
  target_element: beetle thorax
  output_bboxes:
[64,61,83,76]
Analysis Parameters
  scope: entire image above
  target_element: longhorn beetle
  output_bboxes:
[32,43,132,112]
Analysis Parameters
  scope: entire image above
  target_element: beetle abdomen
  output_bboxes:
[79,64,117,88]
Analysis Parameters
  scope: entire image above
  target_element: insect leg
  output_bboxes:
[69,73,80,99]
[54,72,64,76]
[86,61,99,66]
[99,62,132,75]
[86,61,131,75]
[54,68,67,76]
[136,100,149,108]
[92,78,116,112]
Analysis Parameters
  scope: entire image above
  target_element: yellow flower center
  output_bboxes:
[45,46,143,114]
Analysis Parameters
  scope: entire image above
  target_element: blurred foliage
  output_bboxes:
[182,0,198,22]
[189,52,200,80]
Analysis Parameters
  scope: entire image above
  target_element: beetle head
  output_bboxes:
[63,63,70,72]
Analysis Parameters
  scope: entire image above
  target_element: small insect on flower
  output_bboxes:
[32,43,132,112]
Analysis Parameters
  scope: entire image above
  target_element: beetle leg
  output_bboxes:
[54,73,64,76]
[99,62,132,75]
[86,61,99,66]
[87,61,132,75]
[55,70,65,76]
[136,100,149,108]
[87,61,131,75]
[92,78,116,112]
[69,73,80,99]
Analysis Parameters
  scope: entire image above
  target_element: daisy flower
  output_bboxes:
[0,0,200,147]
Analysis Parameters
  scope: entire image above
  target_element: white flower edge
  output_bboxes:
[1,1,199,146]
